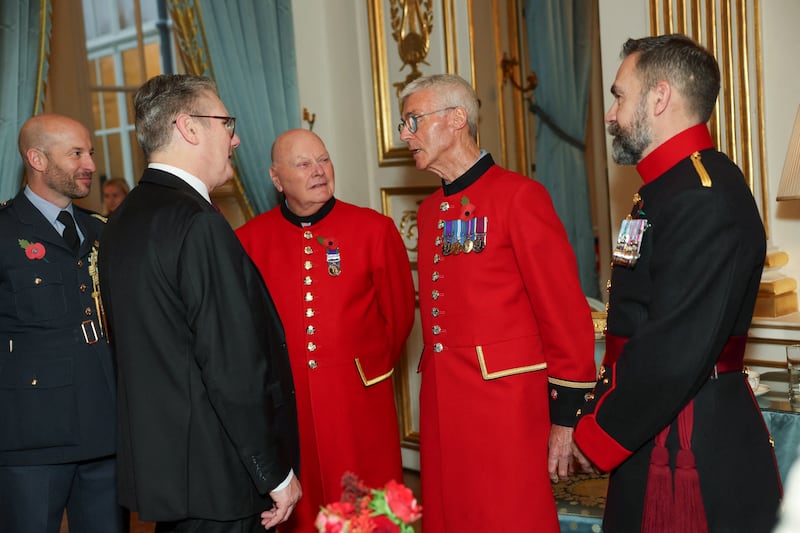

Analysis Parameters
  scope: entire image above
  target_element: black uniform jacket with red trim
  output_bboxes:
[574,125,781,533]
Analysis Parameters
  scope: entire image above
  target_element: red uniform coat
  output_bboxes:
[416,155,597,533]
[237,198,415,533]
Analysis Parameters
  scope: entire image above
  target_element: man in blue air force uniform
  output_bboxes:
[0,114,124,532]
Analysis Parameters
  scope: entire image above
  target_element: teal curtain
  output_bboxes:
[170,0,299,214]
[525,0,598,297]
[0,0,51,201]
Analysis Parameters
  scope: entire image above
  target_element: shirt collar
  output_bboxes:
[280,197,337,227]
[636,124,715,184]
[149,163,211,203]
[24,186,74,227]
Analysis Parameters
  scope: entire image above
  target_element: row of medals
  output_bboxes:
[437,217,488,255]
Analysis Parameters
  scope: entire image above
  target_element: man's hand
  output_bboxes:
[571,441,596,474]
[548,424,575,483]
[261,474,302,530]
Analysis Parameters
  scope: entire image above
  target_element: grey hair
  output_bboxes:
[134,74,219,159]
[399,74,479,141]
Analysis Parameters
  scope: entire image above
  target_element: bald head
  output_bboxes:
[269,129,335,217]
[18,114,96,208]
[271,129,325,166]
[19,114,89,163]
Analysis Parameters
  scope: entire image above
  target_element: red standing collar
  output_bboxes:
[636,124,715,184]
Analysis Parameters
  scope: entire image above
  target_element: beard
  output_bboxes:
[608,99,652,165]
[43,161,92,200]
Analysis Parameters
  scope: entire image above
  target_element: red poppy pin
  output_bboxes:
[19,239,47,261]
[316,236,340,250]
[460,195,476,220]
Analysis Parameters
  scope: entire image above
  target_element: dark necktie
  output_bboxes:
[57,210,80,254]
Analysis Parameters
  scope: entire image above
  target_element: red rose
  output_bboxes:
[371,514,400,532]
[315,501,355,533]
[314,511,346,533]
[384,480,422,524]
[25,242,46,260]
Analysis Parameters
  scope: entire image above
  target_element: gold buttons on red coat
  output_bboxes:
[431,290,440,300]
[304,231,313,239]
[304,292,313,302]
[308,360,318,369]
[306,325,316,335]
[304,246,313,255]
[432,325,441,335]
[440,202,450,212]
[307,342,317,352]
[431,308,439,317]
[433,343,443,353]
[304,276,312,286]
[432,272,440,281]
[305,308,315,318]
[304,261,312,270]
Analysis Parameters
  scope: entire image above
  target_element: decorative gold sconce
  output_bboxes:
[501,53,538,94]
[302,107,316,131]
[390,0,434,95]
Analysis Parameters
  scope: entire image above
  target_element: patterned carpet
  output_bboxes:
[553,471,608,519]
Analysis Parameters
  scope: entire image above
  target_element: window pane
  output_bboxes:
[122,47,147,88]
[105,133,124,178]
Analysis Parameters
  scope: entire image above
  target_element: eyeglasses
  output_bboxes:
[185,115,236,137]
[397,107,457,133]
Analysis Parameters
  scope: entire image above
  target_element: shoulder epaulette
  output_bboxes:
[90,213,108,223]
[690,152,712,187]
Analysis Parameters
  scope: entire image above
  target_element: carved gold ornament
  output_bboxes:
[390,0,434,94]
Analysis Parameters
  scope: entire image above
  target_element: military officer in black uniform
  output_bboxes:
[0,114,125,532]
[573,35,781,533]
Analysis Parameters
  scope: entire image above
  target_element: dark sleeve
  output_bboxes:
[179,212,296,492]
[575,187,746,471]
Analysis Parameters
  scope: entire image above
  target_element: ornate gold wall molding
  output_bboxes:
[368,0,464,166]
[649,0,769,236]
[381,186,437,448]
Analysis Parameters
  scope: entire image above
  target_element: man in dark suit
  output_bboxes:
[0,114,125,532]
[98,74,301,532]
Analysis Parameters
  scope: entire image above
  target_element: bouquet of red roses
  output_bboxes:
[315,472,422,533]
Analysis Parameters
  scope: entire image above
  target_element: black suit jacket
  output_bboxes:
[99,168,299,522]
[0,191,116,465]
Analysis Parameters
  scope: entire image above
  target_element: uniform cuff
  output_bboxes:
[574,415,632,472]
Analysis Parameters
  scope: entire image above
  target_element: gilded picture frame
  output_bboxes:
[367,0,462,166]
[382,186,437,447]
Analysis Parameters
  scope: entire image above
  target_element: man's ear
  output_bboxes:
[173,114,201,145]
[450,106,468,131]
[652,81,671,116]
[26,148,47,172]
[269,167,283,192]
